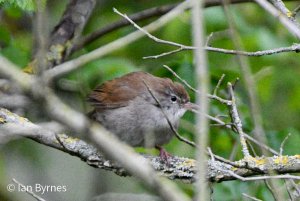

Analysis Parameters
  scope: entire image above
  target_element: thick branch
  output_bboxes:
[1,108,300,183]
[47,0,96,67]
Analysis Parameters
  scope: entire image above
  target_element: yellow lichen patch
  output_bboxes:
[0,117,6,123]
[294,155,300,159]
[286,11,293,18]
[231,167,238,171]
[48,44,65,62]
[23,60,37,74]
[61,136,80,144]
[181,159,196,167]
[273,156,289,165]
[249,157,266,166]
[18,116,29,123]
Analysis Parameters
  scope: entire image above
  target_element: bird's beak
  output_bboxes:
[183,102,199,111]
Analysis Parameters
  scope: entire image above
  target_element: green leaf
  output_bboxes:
[0,0,47,12]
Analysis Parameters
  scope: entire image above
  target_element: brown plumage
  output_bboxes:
[88,71,189,110]
[87,71,191,150]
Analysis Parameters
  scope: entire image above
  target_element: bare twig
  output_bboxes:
[143,47,185,59]
[0,55,191,201]
[162,64,279,156]
[269,0,292,17]
[45,0,192,80]
[193,104,278,155]
[254,0,300,39]
[227,82,251,158]
[207,147,215,162]
[222,1,285,199]
[280,133,292,156]
[292,4,300,17]
[74,4,179,53]
[229,140,239,161]
[12,178,46,201]
[143,80,250,168]
[144,44,300,59]
[113,8,195,51]
[142,80,196,148]
[232,77,240,89]
[213,74,225,96]
[205,32,215,46]
[163,65,231,105]
[222,172,300,181]
[72,3,179,52]
[242,193,263,201]
[74,0,266,52]
[114,6,300,60]
[264,180,280,201]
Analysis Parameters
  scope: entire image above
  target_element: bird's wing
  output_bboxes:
[87,71,151,109]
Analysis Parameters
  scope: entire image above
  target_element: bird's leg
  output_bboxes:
[155,145,172,163]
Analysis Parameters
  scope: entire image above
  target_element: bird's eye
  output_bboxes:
[170,96,177,102]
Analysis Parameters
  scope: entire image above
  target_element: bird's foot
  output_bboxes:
[155,145,172,164]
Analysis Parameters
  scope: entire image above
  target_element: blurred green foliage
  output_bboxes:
[0,0,35,11]
[1,0,300,200]
[0,0,47,11]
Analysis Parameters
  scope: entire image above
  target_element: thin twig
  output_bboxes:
[254,0,300,39]
[113,8,195,50]
[163,65,232,105]
[0,54,191,201]
[143,80,241,168]
[208,147,258,172]
[211,163,300,181]
[114,6,300,59]
[229,140,239,161]
[144,44,300,59]
[227,82,251,158]
[279,133,291,156]
[284,179,295,201]
[237,174,300,181]
[264,180,280,201]
[191,103,278,155]
[232,77,240,90]
[74,0,275,52]
[244,133,278,155]
[45,0,192,80]
[143,47,184,59]
[73,3,179,52]
[242,193,263,201]
[213,74,225,96]
[269,0,292,18]
[142,80,196,148]
[12,178,46,201]
[207,147,215,162]
[179,78,278,157]
[205,32,215,46]
[292,4,300,17]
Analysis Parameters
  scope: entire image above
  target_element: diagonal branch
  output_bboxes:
[73,0,300,51]
[48,0,96,67]
[1,107,300,183]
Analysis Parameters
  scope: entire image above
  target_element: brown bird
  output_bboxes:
[88,71,194,160]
